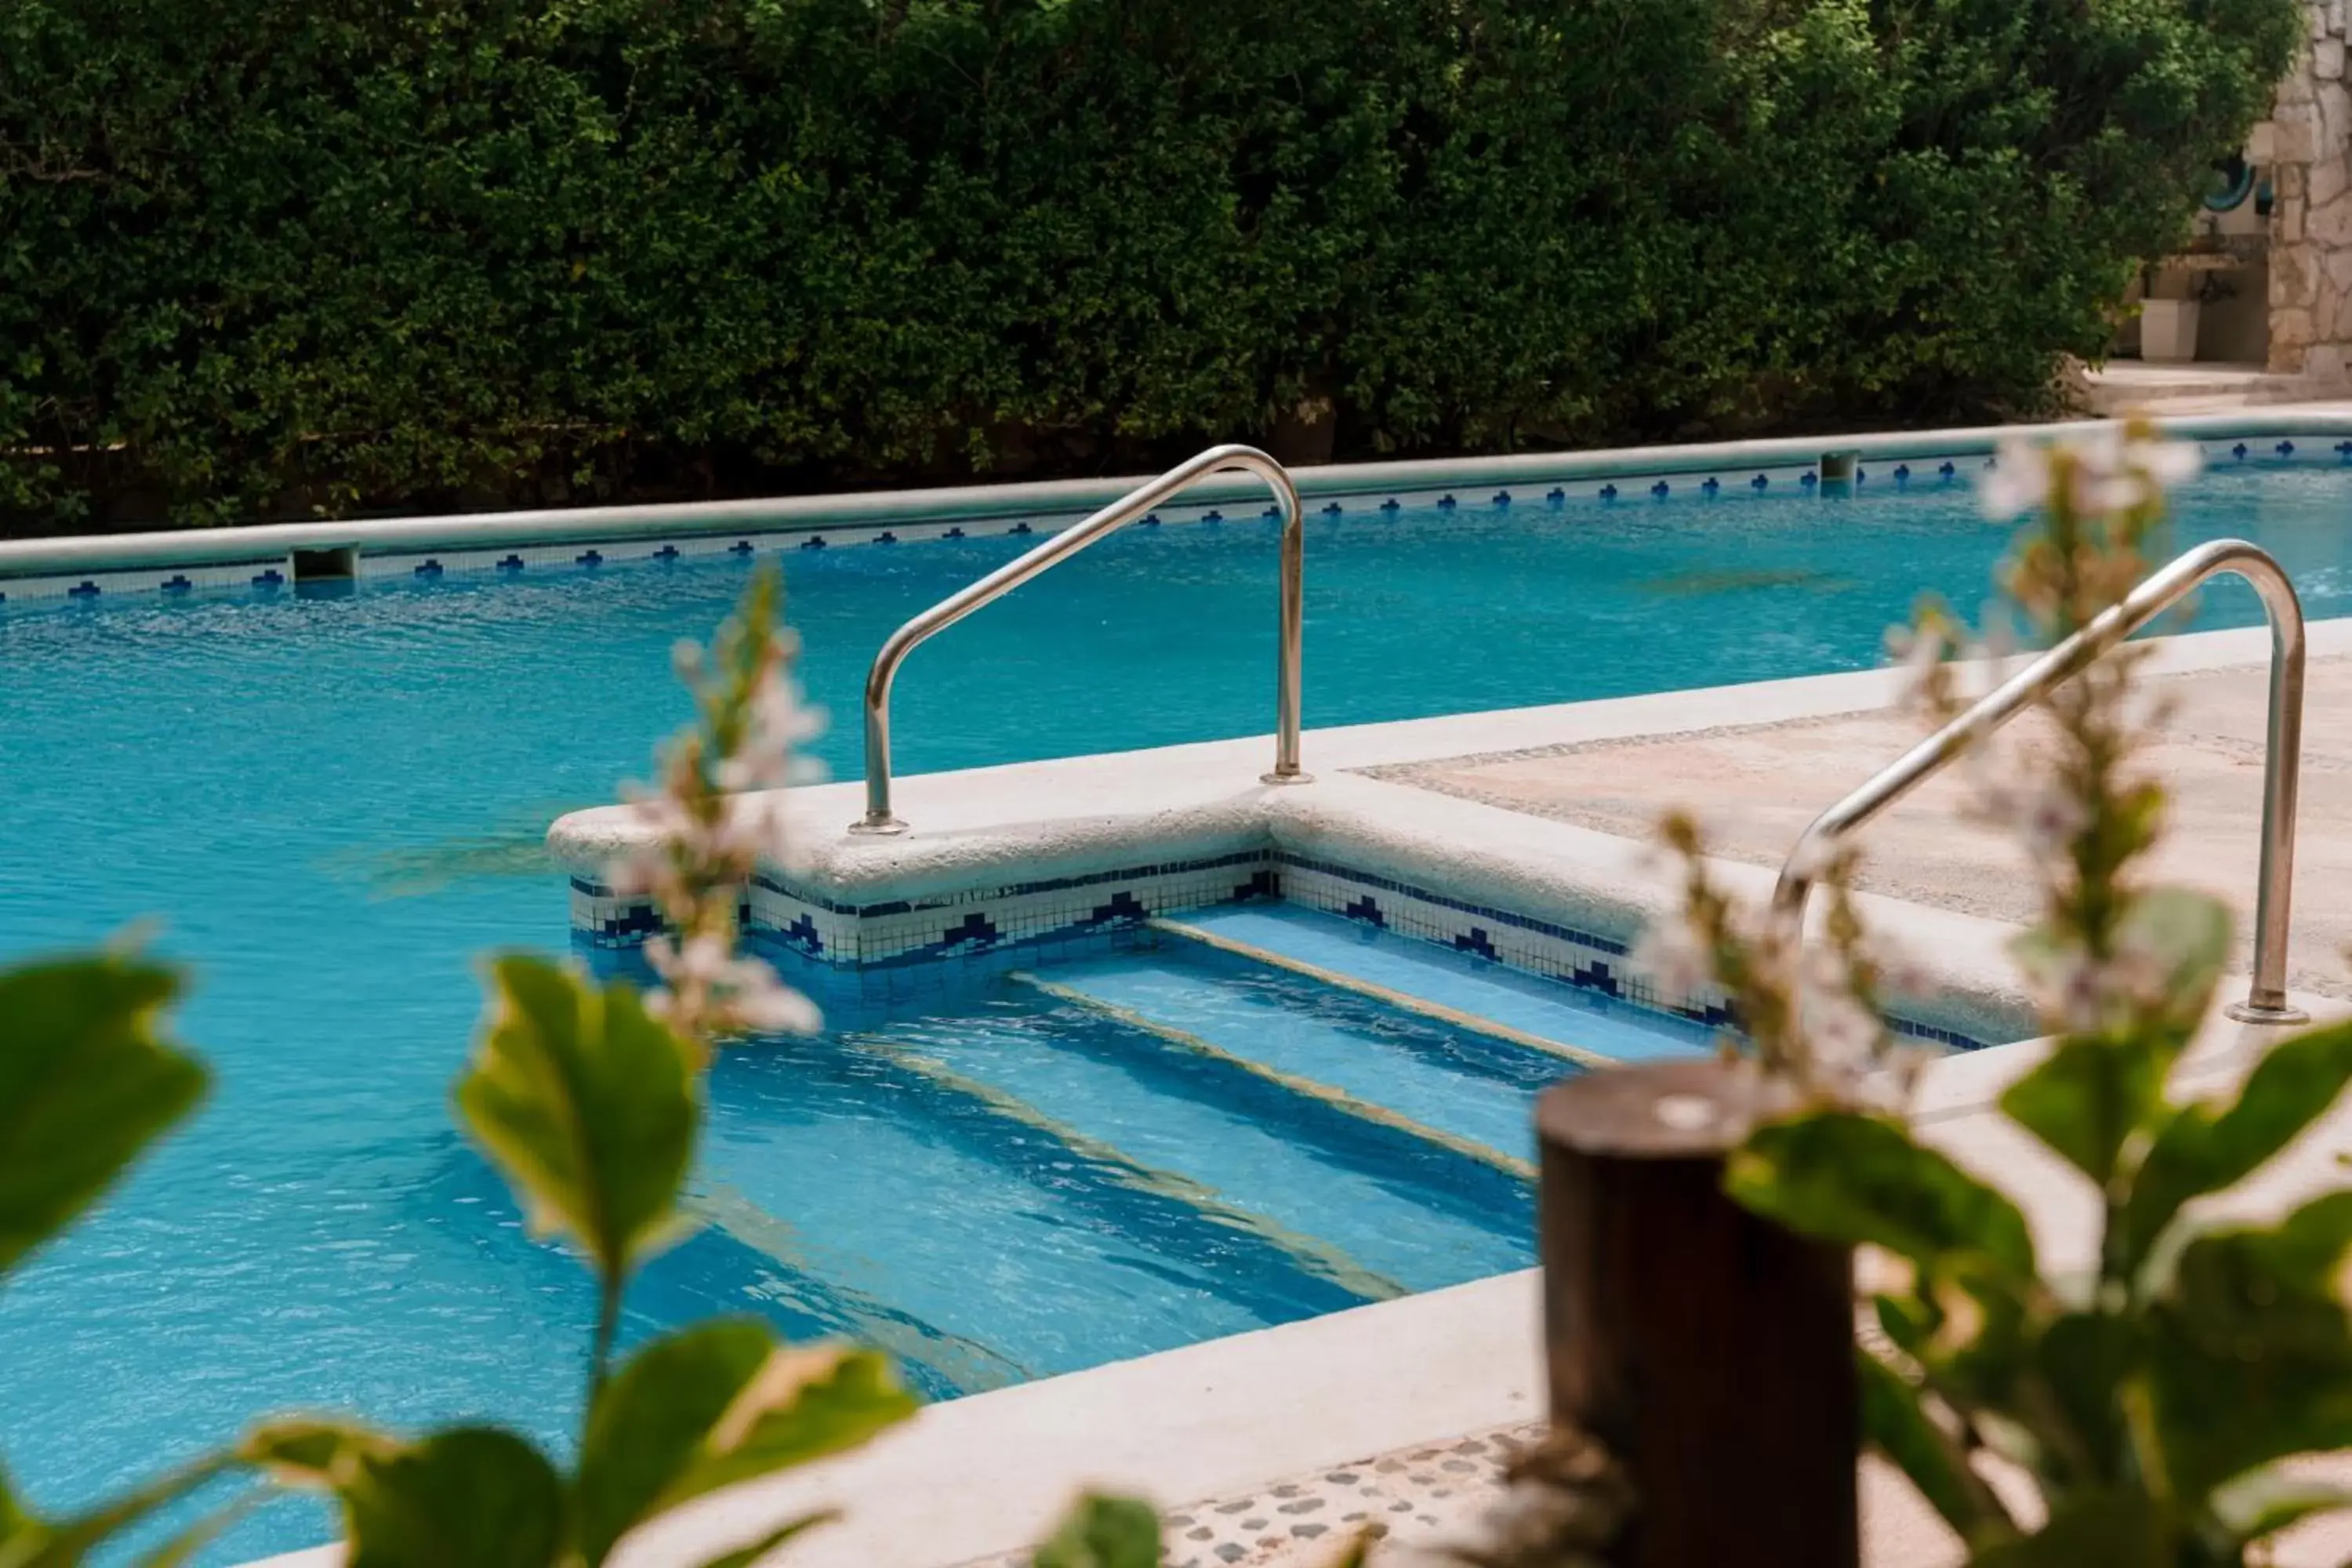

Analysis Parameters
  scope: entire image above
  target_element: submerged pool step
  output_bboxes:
[884,1008,1533,1295]
[1150,906,1713,1066]
[1011,969,1536,1180]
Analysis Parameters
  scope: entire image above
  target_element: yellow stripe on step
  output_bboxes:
[1142,916,1615,1073]
[1011,971,1537,1183]
[848,1032,1407,1305]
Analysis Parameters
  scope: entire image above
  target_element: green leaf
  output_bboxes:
[2123,1020,2352,1272]
[260,1426,564,1568]
[1857,1350,2010,1546]
[2201,1465,2352,1552]
[0,1450,240,1568]
[1998,1034,2165,1192]
[1965,1486,2165,1566]
[2115,888,2234,1032]
[1729,1111,2036,1280]
[688,1514,833,1568]
[1032,1494,1162,1568]
[575,1319,916,1566]
[0,955,207,1274]
[2151,1192,2352,1497]
[454,955,699,1286]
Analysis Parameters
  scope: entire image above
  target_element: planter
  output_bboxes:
[1537,1058,1857,1568]
[2140,297,2203,362]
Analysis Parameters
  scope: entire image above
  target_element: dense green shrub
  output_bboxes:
[0,0,2300,532]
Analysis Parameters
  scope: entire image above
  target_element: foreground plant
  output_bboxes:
[1643,422,2352,1563]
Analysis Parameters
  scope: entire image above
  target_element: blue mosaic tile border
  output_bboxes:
[9,434,2336,607]
[568,846,1995,1054]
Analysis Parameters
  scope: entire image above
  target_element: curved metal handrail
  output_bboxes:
[849,444,1309,835]
[1772,538,2309,1025]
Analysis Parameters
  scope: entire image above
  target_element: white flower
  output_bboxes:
[2125,430,2201,490]
[1632,915,1711,1003]
[1979,437,2051,521]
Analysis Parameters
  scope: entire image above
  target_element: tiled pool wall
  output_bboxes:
[9,416,2349,606]
[568,848,1998,1054]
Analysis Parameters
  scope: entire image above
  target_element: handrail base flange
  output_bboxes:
[1259,770,1316,787]
[847,815,909,837]
[2226,996,2311,1027]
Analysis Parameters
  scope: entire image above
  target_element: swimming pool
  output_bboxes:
[4,453,2350,1559]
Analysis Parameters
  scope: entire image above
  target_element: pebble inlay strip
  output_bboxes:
[955,1421,1542,1568]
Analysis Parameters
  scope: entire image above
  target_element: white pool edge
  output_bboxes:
[12,407,2352,580]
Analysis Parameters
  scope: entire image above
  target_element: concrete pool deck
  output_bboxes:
[1372,652,2352,999]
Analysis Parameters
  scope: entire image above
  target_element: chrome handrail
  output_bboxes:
[849,444,1310,835]
[1772,538,2310,1025]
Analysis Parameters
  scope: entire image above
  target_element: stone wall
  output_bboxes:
[2265,0,2352,379]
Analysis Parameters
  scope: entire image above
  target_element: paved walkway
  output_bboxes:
[1370,657,2352,999]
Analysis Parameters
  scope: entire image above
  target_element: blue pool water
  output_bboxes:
[2,463,2347,1558]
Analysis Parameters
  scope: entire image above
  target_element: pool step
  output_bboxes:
[879,1007,1533,1295]
[1149,906,1711,1066]
[1011,969,1536,1180]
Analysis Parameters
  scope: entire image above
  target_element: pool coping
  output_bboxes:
[552,614,2352,1052]
[9,408,2352,600]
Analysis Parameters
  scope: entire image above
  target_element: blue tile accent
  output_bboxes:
[1750,474,1769,491]
[652,545,680,561]
[1234,868,1279,901]
[1453,926,1499,960]
[2278,440,2296,458]
[1010,521,1033,535]
[1545,488,1566,506]
[1081,890,1148,927]
[414,560,444,578]
[576,549,603,568]
[1937,461,1956,479]
[496,554,524,572]
[252,568,285,588]
[1599,483,1618,502]
[1855,466,1867,483]
[781,913,824,956]
[1894,463,1911,485]
[875,531,898,545]
[2336,441,2352,460]
[1490,491,1511,507]
[1799,470,1819,489]
[800,535,827,550]
[1380,497,1402,513]
[1700,476,1719,496]
[1650,480,1669,499]
[1261,505,1282,521]
[1571,958,1621,998]
[729,539,755,556]
[1201,511,1223,524]
[1275,854,1628,956]
[160,575,191,593]
[946,526,967,539]
[2234,442,2250,461]
[1342,894,1385,927]
[1436,494,1457,510]
[67,579,100,598]
[935,912,1000,952]
[1319,503,1341,517]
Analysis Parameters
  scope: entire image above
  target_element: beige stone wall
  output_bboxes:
[2267,0,2352,377]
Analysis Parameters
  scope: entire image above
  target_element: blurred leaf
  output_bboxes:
[1998,1034,2165,1192]
[2123,1020,2352,1272]
[0,955,207,1274]
[1965,1486,2164,1565]
[2151,1192,2352,1497]
[134,1494,261,1568]
[2201,1465,2352,1552]
[454,955,699,1286]
[2031,1311,2142,1483]
[1729,1111,2035,1279]
[260,1426,564,1568]
[1033,1494,1161,1568]
[1857,1350,2009,1544]
[0,1449,238,1568]
[2116,889,2234,1032]
[687,1515,833,1568]
[575,1319,915,1566]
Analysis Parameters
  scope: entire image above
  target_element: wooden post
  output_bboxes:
[1536,1058,1858,1567]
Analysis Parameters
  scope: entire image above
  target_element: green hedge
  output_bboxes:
[0,0,2299,532]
